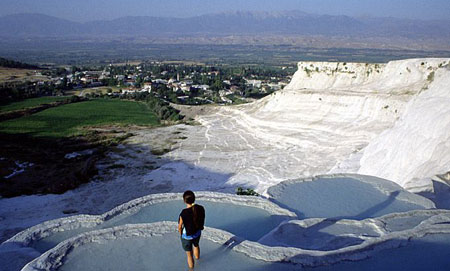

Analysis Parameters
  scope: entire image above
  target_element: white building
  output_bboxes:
[245,79,262,88]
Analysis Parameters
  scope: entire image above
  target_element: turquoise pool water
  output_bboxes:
[268,177,428,219]
[304,233,450,271]
[48,232,450,271]
[58,233,297,271]
[32,200,287,253]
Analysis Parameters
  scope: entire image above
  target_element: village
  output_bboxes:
[39,62,294,105]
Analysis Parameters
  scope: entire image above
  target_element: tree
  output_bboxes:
[211,77,223,92]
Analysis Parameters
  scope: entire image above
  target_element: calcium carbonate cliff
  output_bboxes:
[242,58,450,193]
[358,63,450,192]
[140,58,450,195]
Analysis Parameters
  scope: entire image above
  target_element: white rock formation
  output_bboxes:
[358,63,450,192]
[162,58,450,194]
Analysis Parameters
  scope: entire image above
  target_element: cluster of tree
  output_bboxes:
[0,82,60,104]
[236,187,259,196]
[102,77,119,87]
[242,87,274,99]
[144,95,183,121]
[151,83,210,105]
[0,57,41,70]
[240,66,295,80]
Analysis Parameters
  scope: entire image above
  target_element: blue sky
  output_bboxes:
[1,0,449,21]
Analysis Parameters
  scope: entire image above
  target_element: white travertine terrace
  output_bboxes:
[21,210,450,270]
[0,192,295,270]
[4,192,295,247]
[266,174,436,215]
[8,175,449,270]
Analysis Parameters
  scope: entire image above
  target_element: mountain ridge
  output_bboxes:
[1,11,449,39]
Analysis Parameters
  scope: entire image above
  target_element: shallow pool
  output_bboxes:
[40,231,450,271]
[33,200,287,253]
[58,233,296,271]
[268,176,430,219]
[304,233,450,271]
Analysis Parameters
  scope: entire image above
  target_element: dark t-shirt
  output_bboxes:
[179,205,205,236]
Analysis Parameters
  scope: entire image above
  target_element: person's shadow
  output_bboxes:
[198,236,244,263]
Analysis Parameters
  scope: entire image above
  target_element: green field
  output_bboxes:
[0,96,70,113]
[0,99,159,137]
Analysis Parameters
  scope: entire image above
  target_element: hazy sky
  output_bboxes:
[1,0,449,21]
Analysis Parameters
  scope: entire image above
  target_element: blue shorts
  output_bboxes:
[181,236,200,252]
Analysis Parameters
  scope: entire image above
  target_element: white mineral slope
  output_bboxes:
[246,58,449,153]
[358,63,450,193]
[163,58,449,193]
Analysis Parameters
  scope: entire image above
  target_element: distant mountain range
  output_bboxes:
[1,11,449,40]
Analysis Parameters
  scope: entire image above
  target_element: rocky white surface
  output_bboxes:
[358,64,450,192]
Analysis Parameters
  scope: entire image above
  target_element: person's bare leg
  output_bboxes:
[186,251,194,269]
[193,245,200,260]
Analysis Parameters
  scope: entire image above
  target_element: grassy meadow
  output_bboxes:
[0,99,159,137]
[0,96,71,113]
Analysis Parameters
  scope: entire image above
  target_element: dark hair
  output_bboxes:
[183,190,199,228]
[183,190,195,204]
